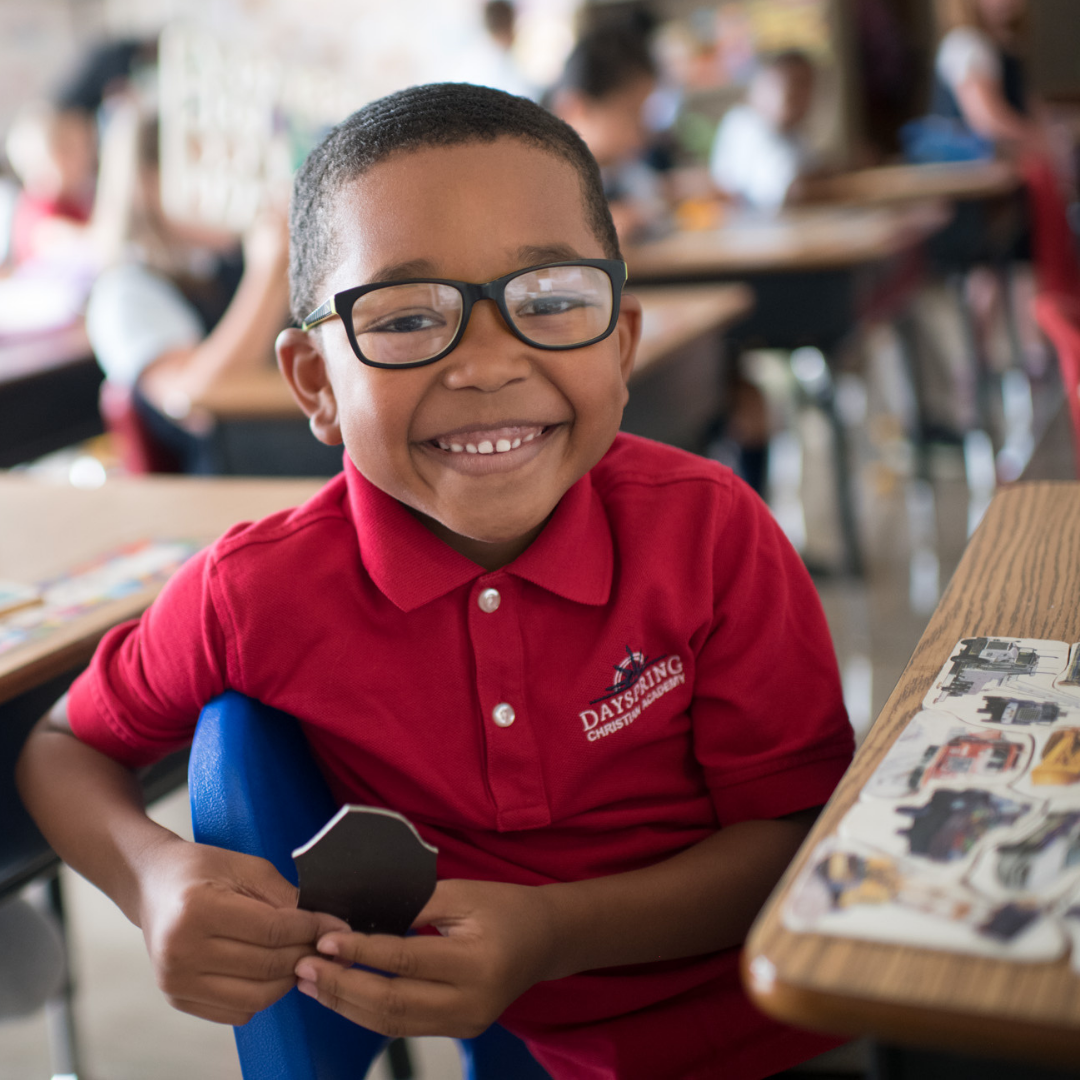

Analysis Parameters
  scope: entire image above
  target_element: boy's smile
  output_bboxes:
[278,139,641,570]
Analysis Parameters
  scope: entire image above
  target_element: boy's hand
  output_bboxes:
[138,836,349,1026]
[293,879,555,1039]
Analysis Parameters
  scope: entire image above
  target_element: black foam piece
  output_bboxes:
[293,806,438,936]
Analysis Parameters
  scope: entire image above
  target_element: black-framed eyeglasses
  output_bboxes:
[300,259,628,369]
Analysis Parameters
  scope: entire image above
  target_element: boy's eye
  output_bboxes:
[514,294,594,318]
[360,309,447,334]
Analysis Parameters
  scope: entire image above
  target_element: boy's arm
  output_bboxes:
[292,810,818,1040]
[16,694,346,1025]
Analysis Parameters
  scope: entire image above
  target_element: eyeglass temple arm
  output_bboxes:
[300,298,337,332]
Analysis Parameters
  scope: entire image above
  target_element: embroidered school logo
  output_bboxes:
[592,647,652,704]
[578,647,686,743]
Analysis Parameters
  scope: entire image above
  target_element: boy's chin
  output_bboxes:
[414,506,552,565]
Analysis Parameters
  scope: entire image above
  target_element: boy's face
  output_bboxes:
[278,139,640,569]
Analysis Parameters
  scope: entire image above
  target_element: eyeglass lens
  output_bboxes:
[349,265,614,366]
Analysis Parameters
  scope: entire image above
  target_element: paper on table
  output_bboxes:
[0,580,43,618]
[0,539,197,657]
[784,637,1080,965]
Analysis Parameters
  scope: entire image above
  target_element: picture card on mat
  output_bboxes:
[862,711,1031,800]
[925,638,1070,714]
[967,810,1080,902]
[839,786,1040,874]
[783,836,1064,960]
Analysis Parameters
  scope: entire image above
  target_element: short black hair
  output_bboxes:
[289,82,620,323]
[555,26,656,102]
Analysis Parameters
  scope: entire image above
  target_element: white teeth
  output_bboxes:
[435,429,543,454]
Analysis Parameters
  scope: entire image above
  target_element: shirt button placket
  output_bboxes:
[468,577,550,830]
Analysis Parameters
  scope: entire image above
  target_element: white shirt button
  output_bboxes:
[492,702,515,727]
[478,588,501,613]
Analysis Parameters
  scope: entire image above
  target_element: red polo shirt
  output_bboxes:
[68,433,853,1078]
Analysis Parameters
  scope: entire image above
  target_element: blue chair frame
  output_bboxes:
[189,691,549,1080]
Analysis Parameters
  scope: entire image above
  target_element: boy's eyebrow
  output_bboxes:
[366,245,586,286]
[514,243,585,265]
[369,259,439,284]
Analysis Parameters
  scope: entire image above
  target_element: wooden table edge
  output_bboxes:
[739,482,1080,1067]
[740,948,1080,1068]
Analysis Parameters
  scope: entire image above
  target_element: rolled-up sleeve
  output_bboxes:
[67,547,229,767]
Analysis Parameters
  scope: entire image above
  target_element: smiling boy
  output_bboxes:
[17,85,853,1079]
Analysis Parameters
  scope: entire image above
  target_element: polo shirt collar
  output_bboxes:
[343,456,613,612]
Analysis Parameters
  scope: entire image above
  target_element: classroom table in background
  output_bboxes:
[626,202,949,575]
[0,322,102,467]
[811,160,1020,208]
[744,482,1080,1076]
[0,474,323,1077]
[188,283,755,464]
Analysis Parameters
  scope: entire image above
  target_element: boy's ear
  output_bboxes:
[614,292,642,385]
[276,328,343,446]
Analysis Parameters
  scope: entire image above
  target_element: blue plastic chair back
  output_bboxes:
[189,691,549,1080]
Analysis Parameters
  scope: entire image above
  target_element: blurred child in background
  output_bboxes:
[931,0,1040,153]
[709,50,818,212]
[5,102,97,266]
[549,26,668,244]
[86,112,290,472]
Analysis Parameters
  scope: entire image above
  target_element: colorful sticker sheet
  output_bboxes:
[785,637,1080,968]
[0,540,197,658]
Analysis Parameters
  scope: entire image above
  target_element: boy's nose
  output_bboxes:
[441,298,532,391]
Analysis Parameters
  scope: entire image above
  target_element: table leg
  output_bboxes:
[790,347,864,577]
[42,873,81,1080]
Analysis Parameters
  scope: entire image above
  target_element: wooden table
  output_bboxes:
[0,322,103,467]
[0,474,324,707]
[745,482,1080,1069]
[625,203,948,282]
[811,161,1020,208]
[191,284,754,418]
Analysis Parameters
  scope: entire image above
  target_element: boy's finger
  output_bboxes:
[166,996,258,1027]
[194,939,320,982]
[295,960,467,1039]
[207,892,340,948]
[166,972,297,1018]
[314,931,463,983]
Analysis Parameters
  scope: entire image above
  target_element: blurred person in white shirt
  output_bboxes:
[709,51,817,212]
